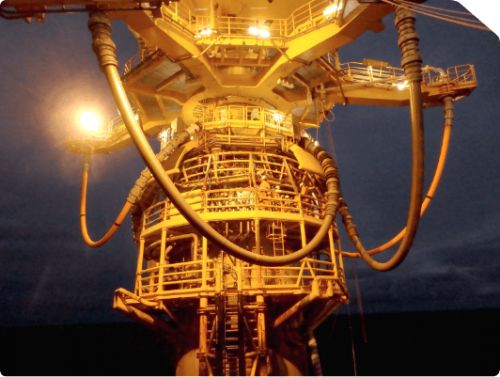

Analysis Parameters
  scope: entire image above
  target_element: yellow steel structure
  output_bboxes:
[2,0,477,375]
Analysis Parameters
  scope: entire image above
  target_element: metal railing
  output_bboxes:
[124,51,143,75]
[241,258,337,289]
[203,106,292,133]
[158,0,343,40]
[339,61,405,83]
[335,61,477,93]
[143,188,325,230]
[123,48,163,76]
[136,256,339,298]
[137,259,216,297]
[175,151,303,187]
[64,108,138,146]
[446,65,476,84]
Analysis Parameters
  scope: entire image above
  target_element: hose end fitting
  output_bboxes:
[394,6,422,83]
[443,96,454,127]
[338,199,358,239]
[88,11,118,72]
[186,123,201,137]
[82,154,91,172]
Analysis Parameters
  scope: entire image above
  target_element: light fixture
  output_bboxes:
[362,58,389,69]
[397,81,408,90]
[277,77,294,89]
[195,28,212,38]
[323,3,338,18]
[79,112,99,132]
[248,27,270,38]
[158,128,170,142]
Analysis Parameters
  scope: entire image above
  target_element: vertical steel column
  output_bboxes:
[328,228,337,278]
[210,0,215,29]
[135,238,145,295]
[199,296,209,376]
[159,228,167,292]
[300,222,307,248]
[255,219,262,287]
[256,294,267,375]
[237,262,246,376]
[202,236,208,290]
[215,293,224,376]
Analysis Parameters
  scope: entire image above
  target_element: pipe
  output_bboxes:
[343,96,454,258]
[308,300,342,332]
[80,155,132,248]
[144,233,199,261]
[80,119,198,248]
[273,280,319,328]
[88,11,339,267]
[308,331,323,376]
[338,6,425,271]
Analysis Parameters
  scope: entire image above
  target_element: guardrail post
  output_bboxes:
[295,260,305,287]
[255,219,262,287]
[136,238,145,295]
[328,227,337,278]
[159,228,167,292]
[300,221,306,248]
[237,259,243,292]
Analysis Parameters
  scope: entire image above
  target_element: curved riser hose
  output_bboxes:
[88,11,339,267]
[338,6,426,271]
[80,167,132,248]
[343,100,453,258]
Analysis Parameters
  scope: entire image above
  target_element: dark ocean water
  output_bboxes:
[1,309,498,376]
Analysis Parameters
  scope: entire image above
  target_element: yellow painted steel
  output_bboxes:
[289,144,325,176]
[4,0,473,373]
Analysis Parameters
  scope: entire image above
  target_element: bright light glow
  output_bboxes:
[323,4,338,16]
[259,29,270,37]
[314,141,319,146]
[397,81,409,90]
[248,27,270,38]
[195,28,213,38]
[274,113,284,123]
[79,112,99,132]
[158,128,170,142]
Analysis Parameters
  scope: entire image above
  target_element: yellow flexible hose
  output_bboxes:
[100,57,335,267]
[80,168,132,248]
[342,123,452,258]
[338,6,426,271]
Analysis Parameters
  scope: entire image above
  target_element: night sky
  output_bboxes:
[0,1,499,328]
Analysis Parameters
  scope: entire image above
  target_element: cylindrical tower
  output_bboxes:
[122,97,348,375]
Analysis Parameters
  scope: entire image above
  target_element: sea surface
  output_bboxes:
[1,309,498,376]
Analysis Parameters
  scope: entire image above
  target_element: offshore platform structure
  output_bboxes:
[2,0,480,375]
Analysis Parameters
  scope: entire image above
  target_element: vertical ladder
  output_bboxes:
[267,221,286,257]
[205,294,263,376]
[224,292,239,375]
[273,222,286,257]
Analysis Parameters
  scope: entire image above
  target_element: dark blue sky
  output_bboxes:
[0,1,499,327]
